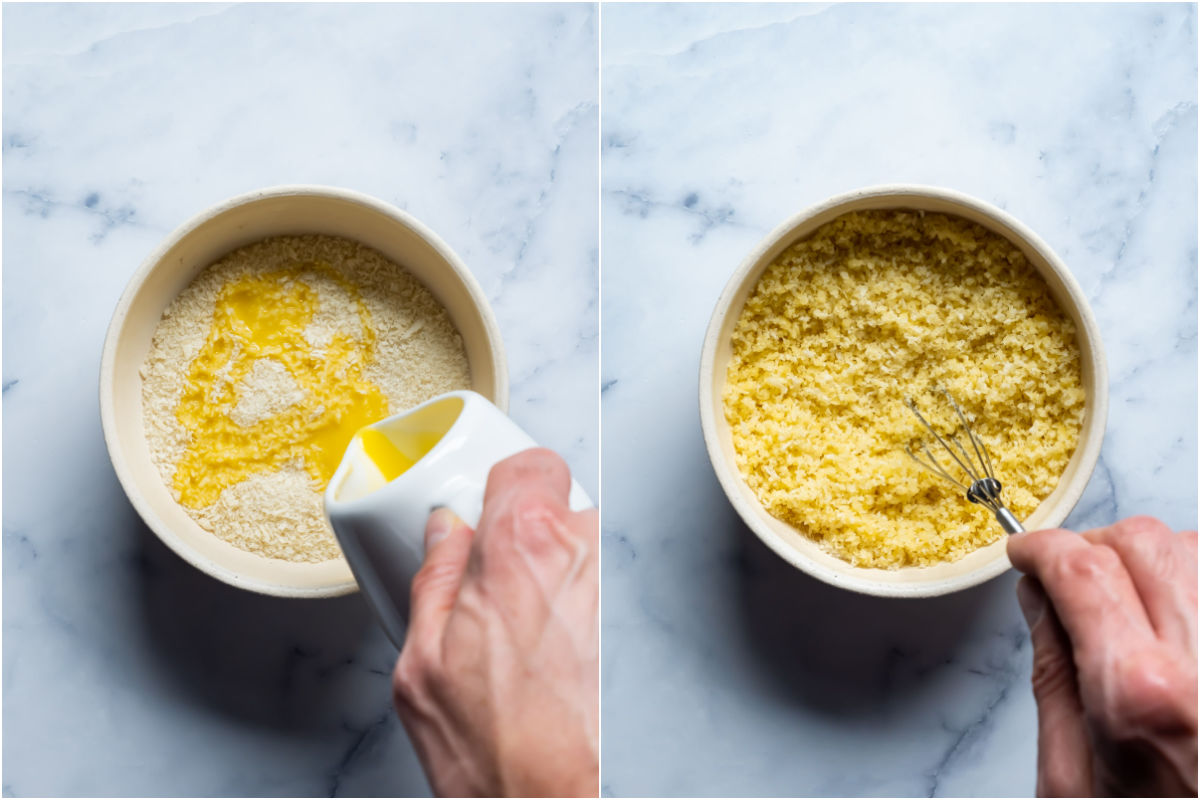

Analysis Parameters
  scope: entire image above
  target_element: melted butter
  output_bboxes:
[357,428,415,481]
[357,426,443,482]
[173,262,390,509]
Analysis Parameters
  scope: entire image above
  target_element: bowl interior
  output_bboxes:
[103,189,507,597]
[702,188,1106,596]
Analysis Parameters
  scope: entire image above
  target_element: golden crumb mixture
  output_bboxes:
[141,235,471,562]
[723,210,1084,568]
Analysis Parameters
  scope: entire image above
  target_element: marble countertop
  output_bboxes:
[600,3,1196,797]
[3,4,597,796]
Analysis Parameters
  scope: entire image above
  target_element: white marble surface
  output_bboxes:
[3,4,597,796]
[601,4,1196,797]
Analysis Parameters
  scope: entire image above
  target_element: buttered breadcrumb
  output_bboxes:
[723,210,1084,569]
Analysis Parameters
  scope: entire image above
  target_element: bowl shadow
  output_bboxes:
[728,508,1012,719]
[113,480,387,733]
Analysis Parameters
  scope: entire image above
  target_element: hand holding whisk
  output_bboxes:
[905,388,1025,534]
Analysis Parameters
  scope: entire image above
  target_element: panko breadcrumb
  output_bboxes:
[723,210,1084,568]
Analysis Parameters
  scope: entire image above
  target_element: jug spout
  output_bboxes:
[329,393,466,505]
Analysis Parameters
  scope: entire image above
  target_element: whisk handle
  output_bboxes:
[995,507,1025,534]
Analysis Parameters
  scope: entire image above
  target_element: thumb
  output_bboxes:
[408,507,475,642]
[1018,577,1093,797]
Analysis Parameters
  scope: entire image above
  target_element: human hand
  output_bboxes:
[391,448,599,798]
[1008,516,1197,797]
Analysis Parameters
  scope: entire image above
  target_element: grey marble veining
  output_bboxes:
[600,3,1196,797]
[3,4,597,796]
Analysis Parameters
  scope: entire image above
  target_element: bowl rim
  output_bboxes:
[698,183,1109,597]
[99,183,508,598]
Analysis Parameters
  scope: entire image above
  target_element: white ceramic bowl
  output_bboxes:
[699,184,1108,597]
[100,185,508,598]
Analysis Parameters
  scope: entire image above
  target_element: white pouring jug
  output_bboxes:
[324,390,593,648]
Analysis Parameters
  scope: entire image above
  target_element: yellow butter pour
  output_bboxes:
[356,426,445,482]
[173,262,390,509]
[357,428,416,482]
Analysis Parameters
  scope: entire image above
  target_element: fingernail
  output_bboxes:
[1017,579,1045,629]
[425,507,456,549]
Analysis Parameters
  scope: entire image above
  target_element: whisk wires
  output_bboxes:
[904,388,1007,517]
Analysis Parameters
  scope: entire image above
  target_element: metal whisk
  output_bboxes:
[905,388,1025,534]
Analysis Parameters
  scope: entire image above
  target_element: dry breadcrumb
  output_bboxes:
[723,210,1084,568]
